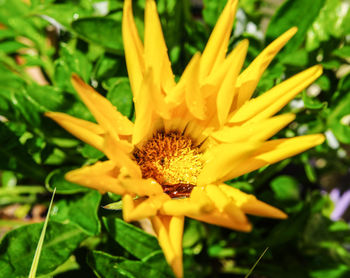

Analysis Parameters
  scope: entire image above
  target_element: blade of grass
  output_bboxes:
[244,247,269,278]
[28,187,56,278]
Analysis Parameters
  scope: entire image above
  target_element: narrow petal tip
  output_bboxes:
[286,26,298,37]
[314,133,326,145]
[71,73,86,88]
[44,111,55,118]
[242,199,288,219]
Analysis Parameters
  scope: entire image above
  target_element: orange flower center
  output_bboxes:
[133,131,203,198]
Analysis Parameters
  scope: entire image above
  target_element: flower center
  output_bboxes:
[133,131,203,198]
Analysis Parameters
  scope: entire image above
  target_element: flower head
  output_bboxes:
[46,0,325,277]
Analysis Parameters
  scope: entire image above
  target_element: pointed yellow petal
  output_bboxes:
[205,184,230,210]
[104,134,141,178]
[204,40,248,88]
[185,53,207,120]
[132,69,166,145]
[242,199,287,219]
[122,194,149,221]
[123,194,170,222]
[132,69,155,145]
[212,113,296,143]
[65,161,125,195]
[200,0,238,79]
[188,210,252,232]
[45,112,104,151]
[120,178,163,196]
[205,185,248,224]
[198,142,260,186]
[151,215,184,278]
[247,113,296,141]
[218,184,251,206]
[154,186,215,218]
[148,68,172,119]
[189,186,215,213]
[248,67,323,124]
[165,54,196,106]
[217,40,248,125]
[235,27,297,107]
[161,198,204,216]
[144,0,175,93]
[229,65,323,123]
[219,184,286,218]
[122,194,135,221]
[122,0,145,96]
[71,74,134,138]
[225,134,325,180]
[168,216,184,259]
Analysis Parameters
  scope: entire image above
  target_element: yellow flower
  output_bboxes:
[46,0,325,277]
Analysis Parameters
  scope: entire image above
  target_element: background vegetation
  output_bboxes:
[0,0,350,277]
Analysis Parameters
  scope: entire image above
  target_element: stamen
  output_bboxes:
[133,131,203,198]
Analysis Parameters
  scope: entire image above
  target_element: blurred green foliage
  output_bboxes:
[0,0,350,277]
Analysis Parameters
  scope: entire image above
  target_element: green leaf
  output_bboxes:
[53,43,92,91]
[88,250,174,278]
[80,144,105,159]
[107,77,134,118]
[51,190,101,235]
[103,200,123,211]
[332,46,350,59]
[0,122,46,181]
[0,29,15,40]
[306,0,350,50]
[280,49,309,67]
[72,17,124,53]
[266,0,325,55]
[0,40,27,53]
[10,87,42,126]
[270,175,300,202]
[183,219,205,248]
[45,167,90,194]
[266,209,310,245]
[310,265,350,278]
[103,217,161,259]
[118,253,174,278]
[202,0,227,27]
[302,91,326,110]
[35,3,92,30]
[96,55,122,81]
[25,83,64,112]
[328,91,350,144]
[0,221,87,277]
[87,250,129,278]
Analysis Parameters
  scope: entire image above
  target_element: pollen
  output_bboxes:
[133,131,203,198]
